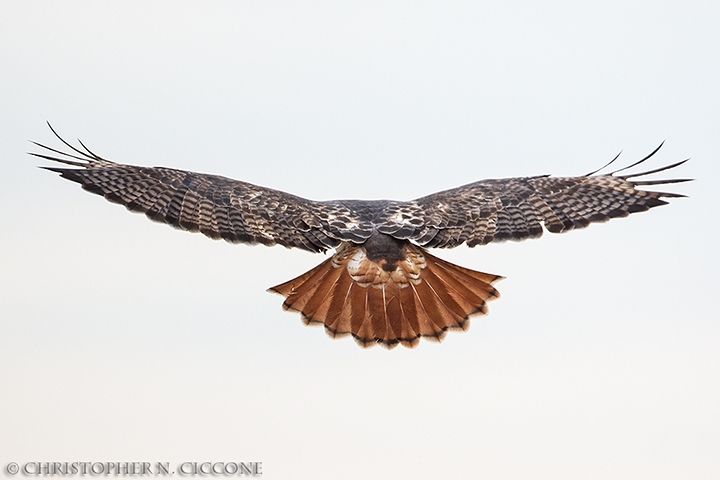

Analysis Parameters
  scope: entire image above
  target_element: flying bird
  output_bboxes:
[32,124,690,349]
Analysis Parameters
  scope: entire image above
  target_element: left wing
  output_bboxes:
[31,124,357,252]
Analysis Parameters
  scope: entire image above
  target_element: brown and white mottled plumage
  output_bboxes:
[32,124,690,348]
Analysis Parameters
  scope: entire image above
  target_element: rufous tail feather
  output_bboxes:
[268,243,503,349]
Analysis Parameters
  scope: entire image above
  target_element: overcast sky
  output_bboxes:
[1,2,718,479]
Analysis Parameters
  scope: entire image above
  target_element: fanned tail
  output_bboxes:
[268,243,502,349]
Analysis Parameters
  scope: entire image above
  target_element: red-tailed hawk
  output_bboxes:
[32,124,690,349]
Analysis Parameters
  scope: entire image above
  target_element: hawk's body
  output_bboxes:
[33,126,690,348]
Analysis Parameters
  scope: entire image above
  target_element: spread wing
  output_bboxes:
[33,125,689,253]
[405,145,691,248]
[31,124,379,253]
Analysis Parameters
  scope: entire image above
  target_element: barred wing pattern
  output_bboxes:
[33,125,690,348]
[409,152,689,248]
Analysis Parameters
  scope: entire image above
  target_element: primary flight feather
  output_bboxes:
[32,124,690,348]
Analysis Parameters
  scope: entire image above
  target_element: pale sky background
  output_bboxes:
[1,1,718,479]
